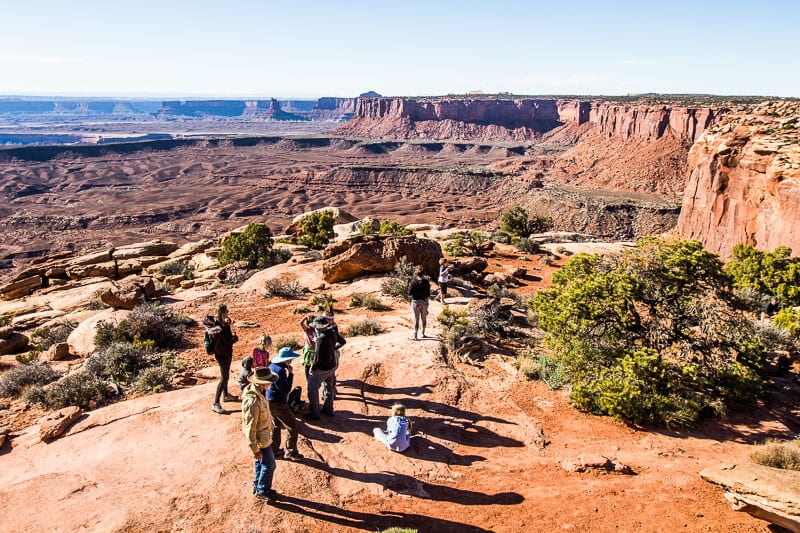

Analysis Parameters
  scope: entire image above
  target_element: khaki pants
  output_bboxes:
[269,401,299,455]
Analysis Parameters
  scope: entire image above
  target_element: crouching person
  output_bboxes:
[242,367,279,502]
[373,403,413,453]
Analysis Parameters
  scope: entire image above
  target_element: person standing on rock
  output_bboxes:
[268,346,303,461]
[408,266,431,340]
[241,366,280,502]
[204,303,238,414]
[304,316,345,420]
[437,258,450,303]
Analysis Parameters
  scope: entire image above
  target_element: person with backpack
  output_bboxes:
[267,346,303,461]
[238,333,272,392]
[203,303,238,414]
[304,316,345,420]
[241,366,279,502]
[408,266,431,340]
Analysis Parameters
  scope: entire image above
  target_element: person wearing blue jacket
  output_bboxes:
[267,347,303,461]
[373,403,413,452]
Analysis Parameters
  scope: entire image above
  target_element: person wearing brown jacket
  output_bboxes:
[241,367,279,502]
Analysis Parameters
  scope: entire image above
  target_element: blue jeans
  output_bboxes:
[253,447,276,495]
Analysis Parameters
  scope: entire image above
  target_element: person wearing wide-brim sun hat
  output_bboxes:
[304,316,345,420]
[241,366,280,502]
[267,346,303,461]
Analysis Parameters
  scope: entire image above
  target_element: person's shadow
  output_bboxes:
[271,493,495,532]
[302,457,523,506]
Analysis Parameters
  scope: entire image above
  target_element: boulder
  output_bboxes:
[1,275,43,300]
[0,331,29,355]
[66,261,117,281]
[0,426,8,448]
[561,454,634,475]
[507,265,527,278]
[98,276,156,309]
[112,240,179,260]
[179,280,195,289]
[168,239,215,259]
[322,235,442,283]
[39,406,83,443]
[190,253,219,272]
[44,342,71,361]
[406,223,440,232]
[67,309,130,356]
[701,462,800,532]
[452,257,488,275]
[164,275,185,288]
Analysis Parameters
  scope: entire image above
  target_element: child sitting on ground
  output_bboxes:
[238,333,272,391]
[373,403,412,452]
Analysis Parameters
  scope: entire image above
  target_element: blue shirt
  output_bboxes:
[383,415,411,452]
[266,362,293,403]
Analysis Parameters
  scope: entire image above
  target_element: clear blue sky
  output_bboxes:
[1,0,798,98]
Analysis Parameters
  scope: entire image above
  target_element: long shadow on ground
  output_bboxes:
[302,457,524,506]
[271,494,493,532]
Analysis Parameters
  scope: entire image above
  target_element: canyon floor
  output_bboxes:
[1,250,796,532]
[0,128,683,272]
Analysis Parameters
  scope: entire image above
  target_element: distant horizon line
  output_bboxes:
[0,92,795,101]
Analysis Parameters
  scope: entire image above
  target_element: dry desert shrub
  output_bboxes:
[272,334,301,351]
[750,438,800,471]
[349,292,384,311]
[0,363,61,397]
[264,279,305,299]
[346,318,382,336]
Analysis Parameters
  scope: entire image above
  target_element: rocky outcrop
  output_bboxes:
[39,406,82,443]
[701,462,800,532]
[98,276,157,310]
[677,101,800,259]
[0,328,28,355]
[322,235,442,283]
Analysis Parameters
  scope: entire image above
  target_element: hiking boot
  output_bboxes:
[211,403,224,414]
[284,451,304,462]
[254,491,277,503]
[273,449,285,459]
[321,408,335,416]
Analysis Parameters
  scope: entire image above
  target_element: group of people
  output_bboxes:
[204,303,414,503]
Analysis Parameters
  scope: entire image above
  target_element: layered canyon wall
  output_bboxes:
[335,97,726,143]
[677,101,800,259]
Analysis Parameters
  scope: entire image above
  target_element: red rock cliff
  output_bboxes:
[336,97,724,143]
[677,101,800,258]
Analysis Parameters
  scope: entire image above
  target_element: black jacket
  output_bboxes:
[409,278,431,300]
[312,327,346,372]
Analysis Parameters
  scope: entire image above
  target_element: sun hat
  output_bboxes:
[272,346,301,364]
[249,367,278,385]
[310,316,331,330]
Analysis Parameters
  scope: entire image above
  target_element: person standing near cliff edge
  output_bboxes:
[408,266,431,340]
